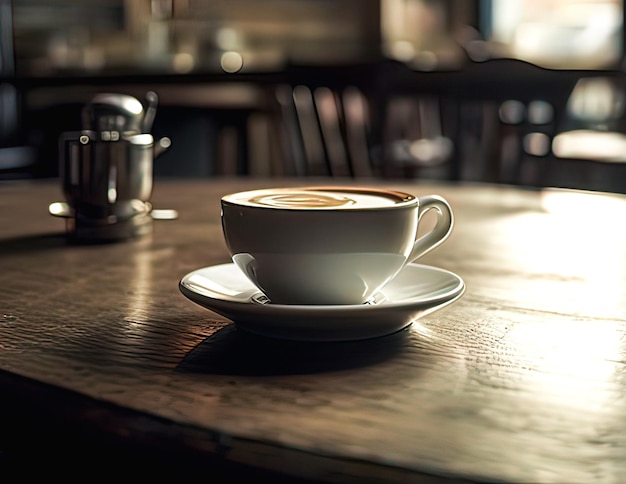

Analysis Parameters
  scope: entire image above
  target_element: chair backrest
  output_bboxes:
[440,59,573,187]
[275,84,375,179]
[549,75,626,192]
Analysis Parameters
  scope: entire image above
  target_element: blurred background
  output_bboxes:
[2,0,626,192]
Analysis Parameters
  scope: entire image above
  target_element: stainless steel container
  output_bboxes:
[56,92,170,241]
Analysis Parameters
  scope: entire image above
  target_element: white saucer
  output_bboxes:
[179,263,465,342]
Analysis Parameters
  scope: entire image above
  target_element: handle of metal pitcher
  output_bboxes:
[59,130,96,187]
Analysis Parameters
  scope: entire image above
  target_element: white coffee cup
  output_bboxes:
[221,186,453,305]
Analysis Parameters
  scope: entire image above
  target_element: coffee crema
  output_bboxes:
[224,187,414,210]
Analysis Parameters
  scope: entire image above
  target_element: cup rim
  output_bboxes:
[221,186,418,211]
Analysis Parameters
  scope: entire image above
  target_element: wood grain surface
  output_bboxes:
[1,177,625,482]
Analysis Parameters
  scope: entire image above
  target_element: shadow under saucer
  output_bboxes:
[176,323,413,376]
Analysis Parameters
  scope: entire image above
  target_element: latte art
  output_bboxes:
[249,192,356,209]
[224,187,414,210]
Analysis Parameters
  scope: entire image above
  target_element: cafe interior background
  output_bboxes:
[1,0,625,193]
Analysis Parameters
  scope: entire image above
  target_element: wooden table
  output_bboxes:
[1,177,626,482]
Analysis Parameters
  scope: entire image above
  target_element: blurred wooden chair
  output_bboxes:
[442,59,574,188]
[274,84,374,179]
[550,75,626,193]
[274,80,458,180]
[371,58,567,185]
[377,94,454,179]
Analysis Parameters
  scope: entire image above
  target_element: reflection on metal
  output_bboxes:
[150,208,179,220]
[48,201,71,218]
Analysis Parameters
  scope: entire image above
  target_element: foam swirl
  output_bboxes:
[249,192,354,208]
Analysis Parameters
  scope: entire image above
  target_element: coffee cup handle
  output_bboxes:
[407,195,454,263]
